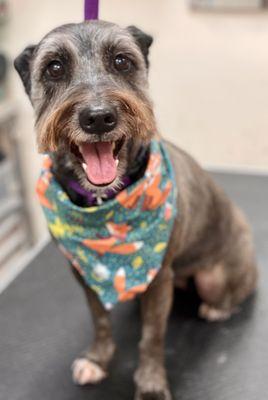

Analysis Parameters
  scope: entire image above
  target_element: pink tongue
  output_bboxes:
[80,142,117,185]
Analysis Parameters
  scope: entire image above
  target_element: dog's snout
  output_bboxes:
[79,107,117,135]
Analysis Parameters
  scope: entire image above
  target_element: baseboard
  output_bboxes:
[206,164,268,176]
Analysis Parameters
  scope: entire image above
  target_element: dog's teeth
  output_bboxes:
[112,142,116,150]
[82,163,87,172]
[115,159,119,166]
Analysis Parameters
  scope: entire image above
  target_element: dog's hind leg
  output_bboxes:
[195,208,258,322]
[178,203,259,322]
[71,268,115,385]
[195,258,258,322]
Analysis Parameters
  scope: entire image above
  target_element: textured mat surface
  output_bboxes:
[0,173,267,400]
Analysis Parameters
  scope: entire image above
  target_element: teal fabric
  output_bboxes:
[36,140,177,309]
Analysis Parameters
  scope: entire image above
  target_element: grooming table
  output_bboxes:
[0,173,267,400]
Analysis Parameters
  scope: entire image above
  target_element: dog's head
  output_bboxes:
[14,21,156,190]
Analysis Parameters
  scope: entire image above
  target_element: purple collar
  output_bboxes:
[68,176,132,206]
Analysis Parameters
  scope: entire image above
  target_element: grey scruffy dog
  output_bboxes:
[14,20,258,400]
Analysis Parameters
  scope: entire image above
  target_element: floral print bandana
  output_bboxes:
[36,140,177,309]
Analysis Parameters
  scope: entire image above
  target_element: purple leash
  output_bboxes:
[84,0,99,20]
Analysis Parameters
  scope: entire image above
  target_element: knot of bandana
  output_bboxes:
[36,140,177,309]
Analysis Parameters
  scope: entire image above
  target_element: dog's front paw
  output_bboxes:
[72,358,106,385]
[134,370,172,400]
[135,388,172,400]
[134,365,172,400]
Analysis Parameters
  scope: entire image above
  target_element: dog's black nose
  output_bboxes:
[79,107,117,134]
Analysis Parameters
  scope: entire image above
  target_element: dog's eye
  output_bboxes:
[46,60,65,79]
[114,54,132,72]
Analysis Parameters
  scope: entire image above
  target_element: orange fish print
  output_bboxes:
[113,268,148,302]
[164,202,173,221]
[36,172,54,210]
[83,237,143,256]
[83,237,117,255]
[42,156,53,170]
[117,181,145,209]
[142,175,172,211]
[106,222,132,240]
[146,153,161,174]
[147,268,158,283]
[109,241,143,255]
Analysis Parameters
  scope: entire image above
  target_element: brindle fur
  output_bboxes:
[15,20,258,400]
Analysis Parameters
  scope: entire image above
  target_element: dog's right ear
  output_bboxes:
[14,45,36,96]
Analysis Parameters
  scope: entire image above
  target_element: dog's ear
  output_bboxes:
[14,45,36,96]
[127,26,153,68]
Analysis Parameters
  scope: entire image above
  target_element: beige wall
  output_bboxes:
[2,0,268,240]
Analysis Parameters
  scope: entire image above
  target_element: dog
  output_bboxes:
[14,20,258,400]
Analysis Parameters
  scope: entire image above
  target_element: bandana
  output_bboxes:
[36,140,177,309]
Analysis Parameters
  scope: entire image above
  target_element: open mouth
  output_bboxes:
[73,137,125,186]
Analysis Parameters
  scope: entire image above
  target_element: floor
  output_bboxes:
[0,172,267,400]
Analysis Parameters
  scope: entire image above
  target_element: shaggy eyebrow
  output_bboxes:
[39,46,72,65]
[104,39,144,67]
[33,36,78,73]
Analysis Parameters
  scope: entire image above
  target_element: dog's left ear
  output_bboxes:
[127,26,153,68]
[14,45,36,96]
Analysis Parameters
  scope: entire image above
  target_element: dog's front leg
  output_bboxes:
[71,268,116,385]
[135,264,174,400]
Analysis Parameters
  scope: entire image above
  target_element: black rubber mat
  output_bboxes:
[0,173,267,400]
